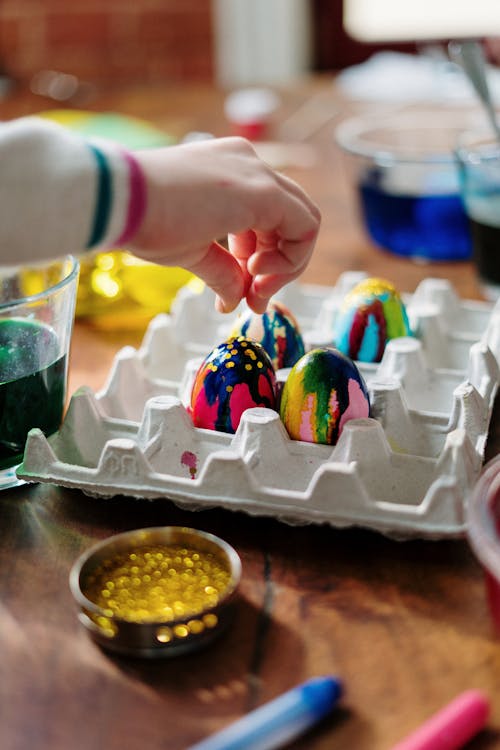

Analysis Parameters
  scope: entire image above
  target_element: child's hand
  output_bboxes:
[130,137,321,313]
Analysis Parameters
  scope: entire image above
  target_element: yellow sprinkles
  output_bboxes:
[83,544,231,624]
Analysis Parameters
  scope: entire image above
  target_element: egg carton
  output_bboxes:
[18,274,500,539]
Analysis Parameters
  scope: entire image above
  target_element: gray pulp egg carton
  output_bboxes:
[19,273,500,539]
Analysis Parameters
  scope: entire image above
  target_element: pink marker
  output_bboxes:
[390,690,490,750]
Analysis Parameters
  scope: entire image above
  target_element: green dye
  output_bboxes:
[0,318,66,469]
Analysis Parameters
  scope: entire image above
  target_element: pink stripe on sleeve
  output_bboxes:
[115,150,147,246]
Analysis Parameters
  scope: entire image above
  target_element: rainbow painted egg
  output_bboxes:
[230,300,305,370]
[333,277,412,363]
[280,347,370,445]
[190,337,277,434]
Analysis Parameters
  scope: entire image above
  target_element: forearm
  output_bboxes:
[0,116,143,264]
[0,121,320,313]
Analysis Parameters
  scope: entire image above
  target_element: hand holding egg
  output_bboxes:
[130,137,321,314]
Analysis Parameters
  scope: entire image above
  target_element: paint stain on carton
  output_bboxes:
[181,450,198,479]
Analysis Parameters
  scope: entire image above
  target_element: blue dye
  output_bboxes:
[358,178,472,261]
[356,313,381,362]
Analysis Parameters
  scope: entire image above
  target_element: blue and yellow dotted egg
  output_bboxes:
[190,337,277,434]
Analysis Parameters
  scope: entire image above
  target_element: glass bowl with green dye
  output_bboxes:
[0,255,79,490]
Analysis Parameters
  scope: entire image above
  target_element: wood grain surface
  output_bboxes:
[0,77,499,750]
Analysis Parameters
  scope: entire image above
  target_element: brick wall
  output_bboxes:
[0,0,215,86]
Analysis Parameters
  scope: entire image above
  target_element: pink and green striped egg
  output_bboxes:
[280,347,370,445]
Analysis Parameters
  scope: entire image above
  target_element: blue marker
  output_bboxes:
[187,675,343,750]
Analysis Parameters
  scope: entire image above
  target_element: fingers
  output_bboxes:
[233,196,319,312]
[246,273,296,313]
[227,230,254,296]
[134,136,320,315]
[227,230,268,312]
[228,186,320,313]
[187,241,245,313]
[247,232,315,278]
[274,170,322,224]
[245,175,320,280]
[229,232,310,313]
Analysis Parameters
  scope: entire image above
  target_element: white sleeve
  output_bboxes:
[0,116,133,265]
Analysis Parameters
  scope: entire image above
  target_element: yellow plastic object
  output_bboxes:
[19,263,71,298]
[75,251,202,330]
[37,109,174,149]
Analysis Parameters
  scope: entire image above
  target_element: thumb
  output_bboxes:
[188,241,245,313]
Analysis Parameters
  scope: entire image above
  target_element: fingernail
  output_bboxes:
[215,296,239,314]
[215,295,227,313]
[248,298,268,314]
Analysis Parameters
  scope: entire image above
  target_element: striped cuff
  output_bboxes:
[115,150,147,245]
[85,144,147,250]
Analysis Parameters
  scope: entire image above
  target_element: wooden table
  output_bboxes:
[0,77,499,750]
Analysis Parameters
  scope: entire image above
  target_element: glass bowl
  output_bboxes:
[335,109,480,261]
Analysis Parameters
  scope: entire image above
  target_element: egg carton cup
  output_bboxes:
[18,274,500,539]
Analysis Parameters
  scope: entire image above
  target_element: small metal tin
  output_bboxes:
[69,526,242,658]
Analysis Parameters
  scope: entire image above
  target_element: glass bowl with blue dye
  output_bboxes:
[335,110,478,262]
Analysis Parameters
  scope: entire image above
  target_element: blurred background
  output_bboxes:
[0,0,420,330]
[0,0,418,94]
[1,0,498,328]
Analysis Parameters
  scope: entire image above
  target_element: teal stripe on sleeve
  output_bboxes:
[86,144,112,248]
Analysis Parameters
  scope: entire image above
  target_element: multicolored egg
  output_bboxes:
[190,337,277,433]
[333,277,412,363]
[280,347,370,445]
[230,300,305,370]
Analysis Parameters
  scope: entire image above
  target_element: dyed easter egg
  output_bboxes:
[190,337,277,433]
[333,277,411,363]
[280,347,370,445]
[230,301,305,370]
